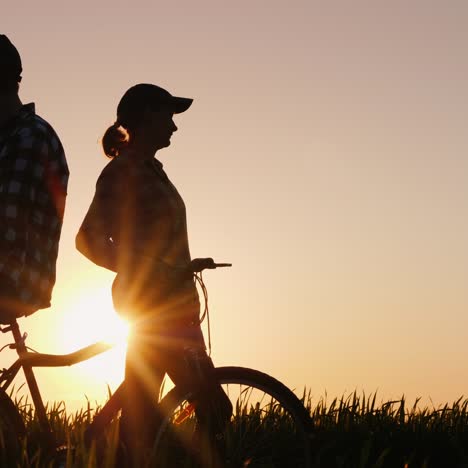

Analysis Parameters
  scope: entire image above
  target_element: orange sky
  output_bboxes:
[3,1,468,411]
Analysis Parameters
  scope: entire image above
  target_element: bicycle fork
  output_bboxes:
[8,321,54,447]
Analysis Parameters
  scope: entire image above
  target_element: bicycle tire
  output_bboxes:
[0,388,25,463]
[152,366,312,468]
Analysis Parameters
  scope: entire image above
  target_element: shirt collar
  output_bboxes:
[152,158,163,170]
[19,102,35,117]
[145,157,168,180]
[0,102,36,138]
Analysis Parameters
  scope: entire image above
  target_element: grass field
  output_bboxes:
[2,390,468,467]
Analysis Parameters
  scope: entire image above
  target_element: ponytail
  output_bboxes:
[102,122,130,158]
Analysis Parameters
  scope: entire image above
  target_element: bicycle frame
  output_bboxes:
[0,319,113,441]
[0,264,233,450]
[0,289,312,466]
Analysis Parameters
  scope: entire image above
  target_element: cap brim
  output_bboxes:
[171,96,193,114]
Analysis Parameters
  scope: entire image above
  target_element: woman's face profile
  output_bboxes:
[143,107,178,150]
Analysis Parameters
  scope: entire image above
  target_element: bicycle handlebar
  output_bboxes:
[190,258,232,273]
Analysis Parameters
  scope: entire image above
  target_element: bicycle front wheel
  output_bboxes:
[152,366,312,468]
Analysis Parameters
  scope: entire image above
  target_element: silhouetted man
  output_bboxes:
[0,35,69,321]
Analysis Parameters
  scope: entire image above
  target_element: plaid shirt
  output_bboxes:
[78,151,199,318]
[0,103,69,310]
[81,152,193,270]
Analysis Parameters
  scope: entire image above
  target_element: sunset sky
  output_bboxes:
[3,1,468,412]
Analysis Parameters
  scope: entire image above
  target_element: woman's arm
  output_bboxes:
[75,168,118,272]
[75,226,117,272]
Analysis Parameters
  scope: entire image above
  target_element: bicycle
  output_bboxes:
[0,263,312,467]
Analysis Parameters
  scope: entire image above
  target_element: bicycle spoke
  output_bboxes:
[152,367,311,468]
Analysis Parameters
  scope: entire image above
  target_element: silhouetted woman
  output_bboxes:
[76,84,231,465]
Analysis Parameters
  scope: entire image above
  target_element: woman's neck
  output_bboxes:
[126,141,158,161]
[127,130,163,160]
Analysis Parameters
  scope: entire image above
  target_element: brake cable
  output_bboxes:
[194,271,212,356]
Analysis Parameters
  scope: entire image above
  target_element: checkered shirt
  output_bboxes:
[79,152,199,313]
[0,103,69,309]
[81,153,192,269]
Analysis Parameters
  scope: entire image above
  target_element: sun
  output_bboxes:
[56,285,130,387]
[59,286,129,348]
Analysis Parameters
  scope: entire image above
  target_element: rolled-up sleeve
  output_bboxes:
[76,165,120,271]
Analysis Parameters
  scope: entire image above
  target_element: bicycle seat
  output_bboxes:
[0,304,36,325]
[0,283,40,324]
[0,308,18,325]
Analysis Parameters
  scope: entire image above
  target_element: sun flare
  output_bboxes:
[57,285,130,387]
[60,287,129,348]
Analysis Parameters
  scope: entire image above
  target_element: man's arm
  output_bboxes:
[0,128,48,282]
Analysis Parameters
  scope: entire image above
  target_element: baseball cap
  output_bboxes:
[117,83,193,119]
[0,35,22,82]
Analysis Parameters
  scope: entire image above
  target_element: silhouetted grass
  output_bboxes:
[2,391,468,467]
[307,391,468,467]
